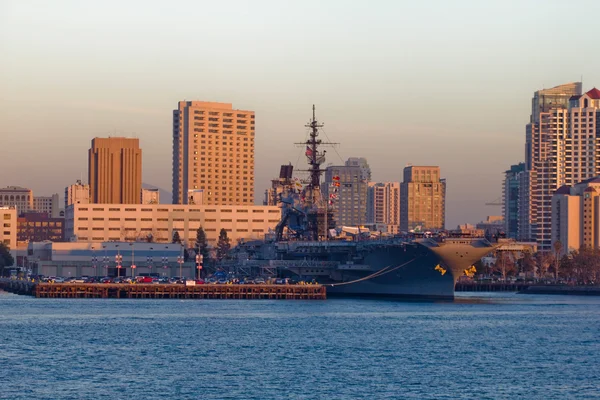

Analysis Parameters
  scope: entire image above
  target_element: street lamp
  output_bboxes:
[115,245,122,278]
[148,246,153,274]
[196,254,203,279]
[91,246,97,276]
[130,243,136,278]
[177,254,184,281]
[103,245,108,277]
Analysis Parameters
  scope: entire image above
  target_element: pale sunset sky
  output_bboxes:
[1,0,599,227]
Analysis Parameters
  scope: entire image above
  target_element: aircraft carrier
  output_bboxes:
[236,106,496,299]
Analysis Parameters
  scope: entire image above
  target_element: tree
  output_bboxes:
[494,251,516,282]
[216,228,231,261]
[172,230,181,244]
[194,226,209,260]
[519,252,535,278]
[535,251,552,280]
[553,241,563,282]
[0,243,15,275]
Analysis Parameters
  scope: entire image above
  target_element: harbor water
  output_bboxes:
[1,291,599,399]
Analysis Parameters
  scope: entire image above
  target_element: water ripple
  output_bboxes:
[0,293,599,399]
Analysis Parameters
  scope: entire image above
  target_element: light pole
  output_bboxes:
[196,254,203,280]
[91,246,97,277]
[115,245,122,278]
[103,245,108,277]
[148,246,153,274]
[177,254,184,281]
[130,243,136,278]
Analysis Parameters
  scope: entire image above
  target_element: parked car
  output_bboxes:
[195,279,205,285]
[254,278,265,284]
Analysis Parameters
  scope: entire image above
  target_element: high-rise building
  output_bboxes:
[400,166,446,232]
[345,157,371,181]
[88,137,142,204]
[323,162,368,227]
[33,194,60,218]
[522,83,600,250]
[0,186,33,214]
[141,188,160,204]
[503,163,525,239]
[65,180,90,210]
[367,182,400,234]
[172,101,255,205]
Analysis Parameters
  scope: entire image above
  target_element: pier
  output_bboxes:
[0,280,326,300]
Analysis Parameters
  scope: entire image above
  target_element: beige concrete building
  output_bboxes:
[141,188,160,204]
[551,177,600,255]
[172,101,255,205]
[65,180,90,209]
[88,137,142,204]
[33,194,60,218]
[400,166,446,232]
[0,186,33,214]
[1,206,17,250]
[65,204,280,247]
[367,182,400,234]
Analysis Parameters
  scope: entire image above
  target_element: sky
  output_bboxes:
[1,0,599,227]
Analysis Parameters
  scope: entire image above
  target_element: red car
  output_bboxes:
[137,276,153,283]
[195,279,205,285]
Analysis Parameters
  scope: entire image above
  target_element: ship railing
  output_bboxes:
[269,260,339,269]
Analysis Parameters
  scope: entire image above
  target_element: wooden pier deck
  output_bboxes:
[29,283,326,300]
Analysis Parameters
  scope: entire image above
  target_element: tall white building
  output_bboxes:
[367,182,400,234]
[33,194,60,218]
[65,181,90,210]
[345,157,371,181]
[522,83,600,250]
[323,161,368,227]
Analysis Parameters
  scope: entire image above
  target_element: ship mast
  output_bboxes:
[306,104,323,206]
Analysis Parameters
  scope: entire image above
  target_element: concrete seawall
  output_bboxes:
[520,285,600,296]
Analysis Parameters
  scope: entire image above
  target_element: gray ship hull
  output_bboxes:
[276,238,496,299]
[319,245,456,299]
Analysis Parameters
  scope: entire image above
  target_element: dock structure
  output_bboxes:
[0,281,326,300]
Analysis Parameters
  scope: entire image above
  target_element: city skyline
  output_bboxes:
[2,1,600,227]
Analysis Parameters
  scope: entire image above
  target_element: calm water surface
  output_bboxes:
[0,291,599,399]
